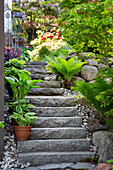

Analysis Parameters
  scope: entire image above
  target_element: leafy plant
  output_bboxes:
[9,111,38,126]
[8,99,38,126]
[46,57,86,86]
[4,58,25,69]
[6,99,35,115]
[5,71,42,101]
[72,68,113,121]
[0,121,4,128]
[58,0,113,64]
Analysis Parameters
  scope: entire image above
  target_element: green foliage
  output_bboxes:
[107,159,113,164]
[0,122,4,128]
[46,57,86,84]
[8,99,38,126]
[72,78,109,117]
[9,112,38,126]
[38,46,51,61]
[4,58,25,69]
[5,72,42,101]
[58,0,113,64]
[6,99,35,115]
[72,67,113,127]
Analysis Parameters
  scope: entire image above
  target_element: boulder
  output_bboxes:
[86,59,98,66]
[92,131,113,163]
[71,76,85,86]
[87,118,109,132]
[98,63,107,69]
[81,65,98,81]
[108,58,113,65]
[95,163,113,170]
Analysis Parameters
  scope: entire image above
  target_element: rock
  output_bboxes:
[37,163,74,170]
[86,59,98,66]
[98,63,108,69]
[68,51,77,56]
[69,162,95,170]
[87,118,109,132]
[108,58,113,65]
[72,76,85,83]
[75,97,91,107]
[78,52,96,60]
[92,131,113,163]
[95,163,113,170]
[111,65,113,68]
[81,65,98,81]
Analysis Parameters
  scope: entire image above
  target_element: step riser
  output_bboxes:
[18,139,90,152]
[30,73,51,80]
[25,68,48,74]
[19,152,94,166]
[33,117,82,128]
[28,88,64,96]
[25,61,47,66]
[29,128,87,139]
[34,81,61,88]
[26,97,75,107]
[29,107,78,117]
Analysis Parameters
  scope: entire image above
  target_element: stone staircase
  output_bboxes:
[17,61,94,166]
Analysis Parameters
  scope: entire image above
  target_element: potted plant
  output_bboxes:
[8,99,38,141]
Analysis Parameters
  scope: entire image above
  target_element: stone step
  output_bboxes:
[25,61,47,66]
[26,96,75,107]
[25,68,48,74]
[29,73,51,80]
[18,139,90,153]
[33,117,82,128]
[18,152,94,166]
[28,88,64,96]
[29,107,78,117]
[29,127,87,140]
[34,81,61,88]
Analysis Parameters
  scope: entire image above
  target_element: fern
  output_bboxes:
[73,78,110,117]
[46,57,86,83]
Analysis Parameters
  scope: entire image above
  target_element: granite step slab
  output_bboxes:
[29,127,87,139]
[28,88,64,96]
[25,68,48,74]
[29,107,78,117]
[69,162,95,170]
[29,73,52,80]
[37,163,74,170]
[33,117,82,128]
[25,61,47,66]
[34,81,61,88]
[18,152,95,166]
[18,139,90,152]
[26,96,75,107]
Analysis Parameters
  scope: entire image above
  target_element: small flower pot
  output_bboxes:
[13,126,32,141]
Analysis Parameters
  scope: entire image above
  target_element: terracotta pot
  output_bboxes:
[13,126,32,141]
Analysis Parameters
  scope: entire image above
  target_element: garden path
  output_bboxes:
[17,61,94,167]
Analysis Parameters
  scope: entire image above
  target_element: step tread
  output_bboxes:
[33,117,82,128]
[26,96,75,107]
[19,152,95,165]
[29,107,78,117]
[28,88,64,95]
[18,139,90,152]
[29,127,87,139]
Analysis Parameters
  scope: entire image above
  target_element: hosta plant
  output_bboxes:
[46,57,86,87]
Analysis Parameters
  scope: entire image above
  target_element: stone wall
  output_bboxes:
[67,52,113,83]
